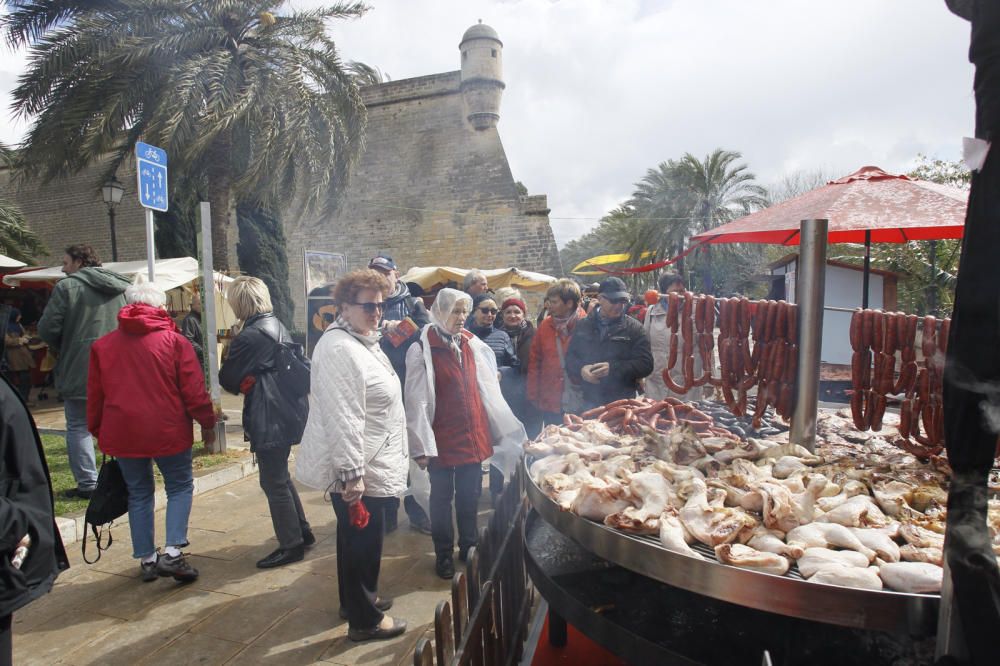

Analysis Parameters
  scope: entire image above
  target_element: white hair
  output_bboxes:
[125,281,167,308]
[463,270,487,291]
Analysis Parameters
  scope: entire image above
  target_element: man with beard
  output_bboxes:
[368,254,432,534]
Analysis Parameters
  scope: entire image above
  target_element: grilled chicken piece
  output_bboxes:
[816,480,869,512]
[756,477,823,533]
[848,527,901,563]
[715,543,790,575]
[707,479,764,512]
[679,478,758,547]
[571,478,632,521]
[878,561,943,593]
[786,523,877,561]
[758,443,822,465]
[772,456,809,479]
[871,480,915,518]
[604,470,672,534]
[659,507,704,560]
[816,495,890,528]
[810,565,883,591]
[649,424,707,466]
[589,454,636,482]
[899,544,943,566]
[748,527,804,560]
[713,438,769,464]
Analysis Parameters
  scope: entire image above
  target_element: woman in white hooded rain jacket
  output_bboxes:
[295,269,408,643]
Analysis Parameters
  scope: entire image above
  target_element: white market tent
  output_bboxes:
[0,253,27,268]
[2,257,238,328]
[399,266,558,293]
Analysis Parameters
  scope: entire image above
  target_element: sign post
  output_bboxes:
[198,202,226,453]
[135,141,168,281]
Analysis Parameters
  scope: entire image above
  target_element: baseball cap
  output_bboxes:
[598,277,630,300]
[368,254,397,271]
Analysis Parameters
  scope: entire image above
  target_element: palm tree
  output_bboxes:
[623,149,768,292]
[0,143,46,263]
[4,0,369,270]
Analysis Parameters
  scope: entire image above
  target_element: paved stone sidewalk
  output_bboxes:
[12,472,454,665]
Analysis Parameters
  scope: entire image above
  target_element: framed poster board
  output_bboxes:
[304,251,347,356]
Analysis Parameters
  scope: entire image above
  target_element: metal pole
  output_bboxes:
[928,239,938,315]
[862,229,871,309]
[108,207,118,262]
[144,208,156,282]
[790,219,828,452]
[198,202,226,453]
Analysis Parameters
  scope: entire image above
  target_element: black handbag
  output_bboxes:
[82,455,129,563]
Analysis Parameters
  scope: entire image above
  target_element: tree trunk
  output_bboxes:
[702,245,714,295]
[206,133,234,271]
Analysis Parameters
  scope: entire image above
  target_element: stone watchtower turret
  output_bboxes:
[459,20,505,130]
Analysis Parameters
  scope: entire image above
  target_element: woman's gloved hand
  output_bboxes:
[341,476,365,503]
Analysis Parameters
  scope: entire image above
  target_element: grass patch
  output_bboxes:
[41,434,247,517]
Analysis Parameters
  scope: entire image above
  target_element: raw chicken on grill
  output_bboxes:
[786,523,877,561]
[899,544,943,566]
[810,565,883,590]
[570,478,632,522]
[715,543,790,575]
[679,478,758,547]
[797,547,871,577]
[604,470,674,534]
[878,561,943,593]
[747,527,805,560]
[848,527,901,562]
[659,507,704,560]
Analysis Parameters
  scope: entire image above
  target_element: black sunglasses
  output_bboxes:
[352,301,385,314]
[479,307,499,315]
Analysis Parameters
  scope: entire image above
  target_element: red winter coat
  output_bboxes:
[428,328,493,468]
[88,303,215,458]
[526,310,584,414]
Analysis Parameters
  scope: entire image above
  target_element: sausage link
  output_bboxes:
[895,360,917,396]
[851,390,867,430]
[667,292,680,333]
[938,318,950,354]
[773,301,788,340]
[885,313,898,354]
[682,311,694,350]
[921,316,937,361]
[872,310,884,353]
[740,336,753,375]
[917,367,930,402]
[906,315,919,350]
[704,295,716,333]
[880,353,896,396]
[736,387,748,417]
[764,300,779,343]
[683,354,696,390]
[871,394,887,431]
[864,389,875,430]
[850,309,864,352]
[662,368,687,394]
[783,344,798,384]
[753,300,770,341]
[739,298,752,338]
[694,296,707,334]
[862,309,874,350]
[598,406,627,422]
[682,292,694,323]
[668,332,679,370]
[771,340,787,383]
[581,405,607,419]
[778,382,794,420]
[899,399,912,437]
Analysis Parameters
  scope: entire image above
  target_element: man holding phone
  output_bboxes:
[565,277,653,410]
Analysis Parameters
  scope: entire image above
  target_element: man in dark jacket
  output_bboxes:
[368,254,432,534]
[565,277,653,410]
[37,244,130,498]
[180,291,205,370]
[1,373,69,663]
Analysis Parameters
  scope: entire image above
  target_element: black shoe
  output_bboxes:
[436,554,455,579]
[156,552,199,582]
[408,518,432,535]
[458,547,471,563]
[348,616,407,642]
[339,596,393,620]
[256,545,305,569]
[302,530,316,548]
[385,511,399,534]
[63,487,94,500]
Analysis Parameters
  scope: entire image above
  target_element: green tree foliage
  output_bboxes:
[562,149,769,296]
[0,143,46,262]
[3,0,369,270]
[236,203,294,330]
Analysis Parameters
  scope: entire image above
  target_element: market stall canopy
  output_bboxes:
[571,252,653,275]
[0,253,27,268]
[400,266,558,292]
[2,257,233,293]
[690,166,968,246]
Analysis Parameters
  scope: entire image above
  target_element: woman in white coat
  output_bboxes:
[295,269,408,643]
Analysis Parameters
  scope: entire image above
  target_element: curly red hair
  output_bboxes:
[332,269,391,305]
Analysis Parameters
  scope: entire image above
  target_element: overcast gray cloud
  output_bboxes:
[1,0,974,246]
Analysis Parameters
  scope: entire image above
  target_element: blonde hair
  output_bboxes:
[493,286,522,308]
[227,276,273,321]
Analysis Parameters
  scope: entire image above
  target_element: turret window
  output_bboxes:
[463,51,468,60]
[491,49,497,57]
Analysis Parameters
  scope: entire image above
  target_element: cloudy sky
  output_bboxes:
[1,0,975,246]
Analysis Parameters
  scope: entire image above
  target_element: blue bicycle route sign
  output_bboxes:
[135,141,168,212]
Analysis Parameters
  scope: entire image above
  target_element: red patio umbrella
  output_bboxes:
[690,165,968,306]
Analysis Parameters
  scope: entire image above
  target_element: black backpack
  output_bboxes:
[82,456,129,563]
[261,330,311,397]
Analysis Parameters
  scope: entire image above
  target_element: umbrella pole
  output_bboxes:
[790,219,828,452]
[862,230,871,309]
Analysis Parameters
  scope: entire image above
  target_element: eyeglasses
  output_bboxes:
[479,307,499,315]
[607,298,629,306]
[351,302,384,314]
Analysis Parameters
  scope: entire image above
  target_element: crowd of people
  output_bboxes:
[1,243,693,650]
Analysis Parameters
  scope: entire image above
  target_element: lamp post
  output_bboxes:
[101,176,124,261]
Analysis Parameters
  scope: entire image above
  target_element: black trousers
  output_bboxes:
[256,446,311,549]
[332,494,392,630]
[428,463,481,557]
[0,613,11,666]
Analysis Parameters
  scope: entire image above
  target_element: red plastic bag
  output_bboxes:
[239,375,256,394]
[349,499,370,530]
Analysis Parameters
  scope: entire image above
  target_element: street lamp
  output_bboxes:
[101,175,124,261]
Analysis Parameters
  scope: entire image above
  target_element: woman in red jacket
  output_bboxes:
[526,279,586,425]
[88,282,216,583]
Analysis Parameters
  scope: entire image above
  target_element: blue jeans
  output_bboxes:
[117,450,194,559]
[63,398,97,491]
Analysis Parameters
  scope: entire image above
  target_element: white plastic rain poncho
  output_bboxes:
[404,289,527,512]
